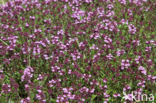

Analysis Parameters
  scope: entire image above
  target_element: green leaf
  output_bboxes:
[154,59,156,63]
[80,67,85,73]
[51,98,56,103]
[91,95,97,102]
[91,50,95,56]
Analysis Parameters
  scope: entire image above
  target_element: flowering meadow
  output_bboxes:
[0,0,156,103]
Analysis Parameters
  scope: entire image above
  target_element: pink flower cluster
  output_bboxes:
[21,66,34,82]
[121,59,130,70]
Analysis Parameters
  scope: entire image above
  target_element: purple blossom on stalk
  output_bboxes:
[36,89,46,102]
[0,0,155,102]
[24,84,30,92]
[121,59,130,70]
[56,87,76,102]
[0,73,4,81]
[21,66,34,82]
[106,53,113,60]
[113,93,121,98]
[132,40,140,46]
[128,9,133,16]
[116,49,125,56]
[138,66,147,75]
[20,97,30,103]
[103,92,110,98]
[128,24,136,34]
[1,84,11,94]
[123,85,131,92]
[104,36,112,44]
[145,46,152,52]
[135,56,141,64]
[71,9,85,20]
[120,19,128,24]
[137,80,146,88]
[97,7,105,18]
[118,0,126,5]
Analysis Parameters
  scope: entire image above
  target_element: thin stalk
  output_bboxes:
[0,38,8,45]
[28,41,31,66]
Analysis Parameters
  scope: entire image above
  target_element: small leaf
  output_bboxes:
[51,98,56,102]
[91,95,97,102]
[80,67,85,73]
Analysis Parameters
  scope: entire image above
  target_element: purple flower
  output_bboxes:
[138,66,147,75]
[21,66,34,82]
[128,24,136,34]
[121,59,130,70]
[20,97,30,103]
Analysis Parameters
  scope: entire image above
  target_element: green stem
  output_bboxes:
[0,39,8,45]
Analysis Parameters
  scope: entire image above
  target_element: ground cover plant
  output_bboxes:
[0,0,156,103]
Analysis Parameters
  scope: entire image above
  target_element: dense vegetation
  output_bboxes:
[0,0,155,103]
